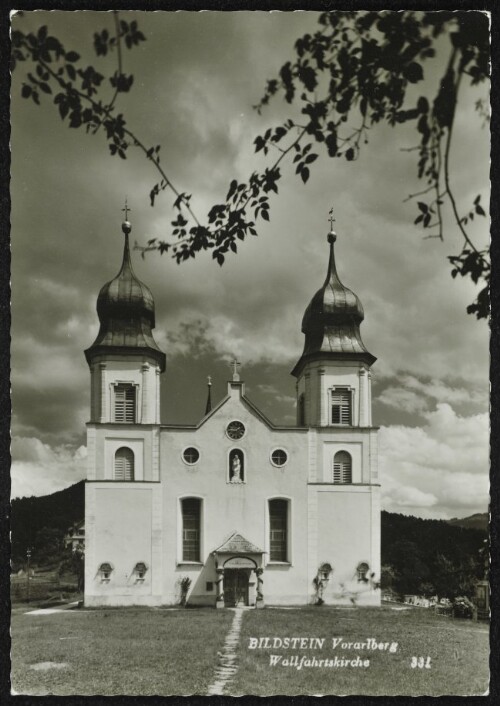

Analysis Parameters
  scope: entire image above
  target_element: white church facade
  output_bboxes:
[83,215,381,607]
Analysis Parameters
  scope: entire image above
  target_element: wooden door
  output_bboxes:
[224,570,249,607]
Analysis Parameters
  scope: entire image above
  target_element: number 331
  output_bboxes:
[410,656,431,669]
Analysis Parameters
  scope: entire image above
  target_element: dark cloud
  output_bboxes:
[10,11,489,516]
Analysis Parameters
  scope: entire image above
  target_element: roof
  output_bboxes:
[162,386,308,432]
[214,531,264,554]
[292,231,375,376]
[85,222,165,371]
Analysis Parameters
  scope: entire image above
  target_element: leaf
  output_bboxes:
[403,61,424,83]
[305,153,318,164]
[475,204,486,216]
[300,166,310,183]
[326,131,338,157]
[417,202,428,213]
[345,148,355,161]
[417,96,429,113]
[66,64,76,81]
[261,209,270,221]
[39,82,52,94]
[65,51,80,62]
[21,84,32,99]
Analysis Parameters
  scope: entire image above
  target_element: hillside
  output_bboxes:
[447,513,488,532]
[11,481,84,562]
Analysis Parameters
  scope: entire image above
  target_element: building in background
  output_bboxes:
[84,212,381,607]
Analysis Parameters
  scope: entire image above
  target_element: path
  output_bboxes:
[207,607,246,695]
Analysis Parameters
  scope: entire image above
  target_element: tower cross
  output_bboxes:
[328,206,336,231]
[207,375,212,385]
[230,359,241,381]
[122,198,131,221]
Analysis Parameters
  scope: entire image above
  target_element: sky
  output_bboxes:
[10,10,490,520]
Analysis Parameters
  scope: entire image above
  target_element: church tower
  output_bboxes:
[84,215,165,433]
[293,216,380,604]
[292,223,376,427]
[84,211,166,604]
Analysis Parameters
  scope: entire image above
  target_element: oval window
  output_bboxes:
[226,421,245,440]
[271,449,288,467]
[183,447,200,465]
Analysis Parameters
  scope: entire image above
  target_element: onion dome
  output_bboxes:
[85,219,166,371]
[292,229,375,377]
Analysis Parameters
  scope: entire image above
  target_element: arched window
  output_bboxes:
[269,499,288,561]
[114,384,136,423]
[298,393,305,426]
[114,447,134,481]
[333,451,352,484]
[181,498,201,562]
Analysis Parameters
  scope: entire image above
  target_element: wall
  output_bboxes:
[160,383,310,605]
[84,482,162,606]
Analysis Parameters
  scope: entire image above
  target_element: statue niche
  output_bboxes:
[229,449,244,483]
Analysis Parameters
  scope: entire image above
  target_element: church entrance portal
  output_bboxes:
[224,569,249,607]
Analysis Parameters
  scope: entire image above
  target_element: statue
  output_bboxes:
[231,453,242,483]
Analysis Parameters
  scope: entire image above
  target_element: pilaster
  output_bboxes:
[99,362,107,423]
[151,484,163,597]
[156,368,161,424]
[305,371,311,426]
[141,363,149,423]
[359,367,367,426]
[318,367,326,425]
[367,370,373,426]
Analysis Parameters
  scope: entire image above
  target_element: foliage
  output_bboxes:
[381,511,486,599]
[179,576,192,606]
[452,595,475,619]
[12,11,490,317]
[10,481,84,564]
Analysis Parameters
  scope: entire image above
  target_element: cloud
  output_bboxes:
[380,403,489,519]
[378,387,429,415]
[10,10,489,509]
[11,437,88,499]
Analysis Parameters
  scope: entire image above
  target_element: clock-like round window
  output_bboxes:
[182,447,200,465]
[271,448,288,467]
[226,421,246,440]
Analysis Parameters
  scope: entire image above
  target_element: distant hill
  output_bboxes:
[11,481,84,561]
[447,513,488,532]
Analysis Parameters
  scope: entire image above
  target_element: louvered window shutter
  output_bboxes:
[114,447,134,481]
[114,385,136,423]
[331,388,351,425]
[333,451,352,484]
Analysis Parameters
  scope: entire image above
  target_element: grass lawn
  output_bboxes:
[233,606,489,696]
[11,604,489,696]
[11,606,233,696]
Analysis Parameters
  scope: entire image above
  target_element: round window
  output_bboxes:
[271,449,288,467]
[226,421,246,440]
[182,447,200,465]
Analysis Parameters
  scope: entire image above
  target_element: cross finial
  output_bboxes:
[207,375,212,386]
[122,197,131,221]
[328,206,335,231]
[230,359,241,382]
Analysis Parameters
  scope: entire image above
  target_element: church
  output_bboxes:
[83,212,381,607]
